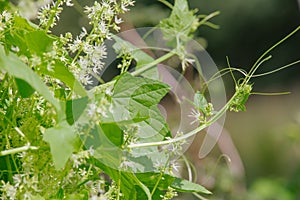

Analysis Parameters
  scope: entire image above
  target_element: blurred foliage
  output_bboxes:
[247,179,293,200]
[128,0,300,87]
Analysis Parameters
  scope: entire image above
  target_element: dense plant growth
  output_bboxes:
[0,0,299,199]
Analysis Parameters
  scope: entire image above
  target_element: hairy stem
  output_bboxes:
[0,144,39,156]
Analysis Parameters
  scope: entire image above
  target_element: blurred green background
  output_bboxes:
[126,0,300,199]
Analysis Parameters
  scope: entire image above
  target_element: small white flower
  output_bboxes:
[93,44,107,58]
[188,109,201,124]
[30,54,42,67]
[2,11,12,21]
[79,73,93,85]
[71,154,81,168]
[69,37,82,53]
[88,146,95,156]
[105,87,113,96]
[79,27,88,39]
[47,63,54,71]
[114,16,123,24]
[13,174,24,187]
[119,160,135,170]
[170,161,181,172]
[87,103,97,117]
[83,42,93,54]
[99,22,107,34]
[121,4,129,12]
[65,0,73,7]
[79,168,87,176]
[106,8,114,17]
[78,56,90,70]
[1,181,17,199]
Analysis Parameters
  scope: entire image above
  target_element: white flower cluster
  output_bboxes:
[24,0,135,87]
[37,0,74,29]
[0,11,12,33]
[0,174,40,200]
[69,33,108,85]
[66,0,134,85]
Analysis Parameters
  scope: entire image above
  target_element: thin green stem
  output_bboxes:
[198,11,220,28]
[128,96,231,148]
[71,26,96,65]
[245,55,272,84]
[251,59,300,78]
[182,155,193,182]
[116,170,121,200]
[202,21,220,29]
[226,56,237,85]
[1,112,26,139]
[4,132,13,182]
[11,153,20,174]
[158,0,173,9]
[131,51,176,76]
[131,174,152,200]
[202,67,247,93]
[5,155,13,182]
[91,71,105,84]
[151,172,164,196]
[151,156,171,197]
[251,91,291,96]
[193,192,209,200]
[247,26,300,82]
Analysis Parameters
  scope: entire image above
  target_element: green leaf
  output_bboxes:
[65,193,88,200]
[40,61,87,97]
[15,78,35,98]
[25,30,54,56]
[43,121,80,170]
[3,15,37,57]
[136,172,174,189]
[2,15,86,97]
[137,172,211,194]
[110,73,169,136]
[113,36,158,79]
[100,123,123,147]
[86,73,171,173]
[0,45,60,111]
[194,91,208,113]
[105,73,171,172]
[66,96,88,125]
[30,195,45,200]
[0,1,9,12]
[171,178,211,194]
[159,0,199,42]
[84,125,123,170]
[90,158,151,200]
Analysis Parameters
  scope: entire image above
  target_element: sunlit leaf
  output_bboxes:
[15,78,35,98]
[194,91,208,113]
[43,121,80,170]
[66,96,88,125]
[171,177,211,194]
[0,45,60,110]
